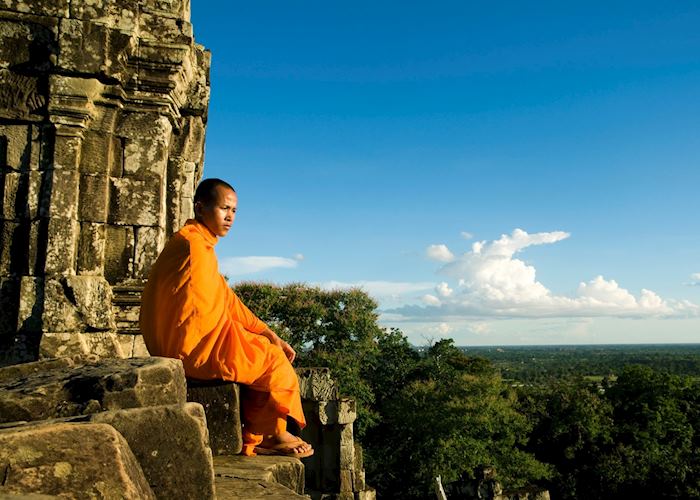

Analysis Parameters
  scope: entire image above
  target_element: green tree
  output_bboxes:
[367,340,551,498]
[236,283,551,498]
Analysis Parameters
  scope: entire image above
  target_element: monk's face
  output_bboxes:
[195,186,238,237]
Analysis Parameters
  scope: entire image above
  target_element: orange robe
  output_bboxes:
[139,219,305,451]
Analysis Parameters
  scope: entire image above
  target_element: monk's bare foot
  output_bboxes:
[260,430,312,455]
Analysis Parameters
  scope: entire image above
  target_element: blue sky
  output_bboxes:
[190,1,700,345]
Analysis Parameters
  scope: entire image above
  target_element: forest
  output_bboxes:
[235,282,700,500]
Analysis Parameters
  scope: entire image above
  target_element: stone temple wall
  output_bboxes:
[0,0,210,365]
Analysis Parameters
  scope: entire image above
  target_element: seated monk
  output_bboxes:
[139,178,312,458]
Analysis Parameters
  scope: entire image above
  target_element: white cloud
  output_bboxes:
[293,253,305,261]
[685,272,700,286]
[390,228,698,320]
[436,282,453,297]
[468,322,490,334]
[220,256,299,276]
[461,231,474,240]
[422,294,441,306]
[426,244,455,263]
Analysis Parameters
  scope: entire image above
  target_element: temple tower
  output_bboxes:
[0,0,210,364]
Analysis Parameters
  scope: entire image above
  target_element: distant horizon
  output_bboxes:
[193,2,700,346]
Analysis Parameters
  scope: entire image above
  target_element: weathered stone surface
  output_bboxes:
[0,16,58,75]
[0,1,69,19]
[186,379,242,456]
[43,217,78,275]
[39,332,123,359]
[0,0,209,355]
[40,276,116,333]
[298,369,373,499]
[77,222,106,274]
[0,492,58,499]
[103,224,134,284]
[133,225,164,278]
[66,275,116,329]
[213,455,306,496]
[0,220,21,275]
[78,174,109,222]
[214,476,309,500]
[0,422,155,499]
[297,368,340,401]
[117,113,171,179]
[0,356,186,423]
[89,403,215,500]
[56,18,136,78]
[315,398,356,426]
[16,276,42,333]
[109,175,163,226]
[45,169,79,218]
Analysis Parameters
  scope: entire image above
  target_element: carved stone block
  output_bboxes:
[104,224,134,283]
[79,132,121,176]
[186,380,242,456]
[17,276,42,333]
[0,356,187,422]
[89,403,216,500]
[77,222,106,274]
[57,18,136,79]
[50,133,82,170]
[43,217,78,275]
[1,171,41,220]
[109,176,162,226]
[339,424,355,470]
[0,219,19,274]
[0,16,58,74]
[173,115,206,164]
[0,422,155,499]
[39,331,124,359]
[133,225,164,279]
[46,169,79,218]
[139,11,192,43]
[117,112,171,179]
[0,0,70,18]
[0,123,31,169]
[69,0,140,31]
[65,275,116,330]
[78,173,109,222]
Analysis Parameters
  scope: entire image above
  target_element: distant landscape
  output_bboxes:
[238,283,700,499]
[456,344,700,382]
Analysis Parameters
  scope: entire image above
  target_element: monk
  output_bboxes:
[139,178,312,458]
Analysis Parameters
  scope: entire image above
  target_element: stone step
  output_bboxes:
[186,379,243,455]
[213,455,309,500]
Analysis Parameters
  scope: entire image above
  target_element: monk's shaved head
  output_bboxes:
[194,178,236,206]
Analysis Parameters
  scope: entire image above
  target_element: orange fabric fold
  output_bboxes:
[140,219,306,430]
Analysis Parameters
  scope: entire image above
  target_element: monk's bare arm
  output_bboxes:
[258,327,296,363]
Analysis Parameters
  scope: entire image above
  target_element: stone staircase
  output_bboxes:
[186,370,375,500]
[0,356,372,499]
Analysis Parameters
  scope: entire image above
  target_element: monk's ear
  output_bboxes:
[194,200,203,218]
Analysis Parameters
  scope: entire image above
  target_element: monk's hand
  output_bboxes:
[263,328,296,363]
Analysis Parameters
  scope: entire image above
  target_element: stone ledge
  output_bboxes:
[213,455,306,497]
[214,476,310,500]
[186,378,242,455]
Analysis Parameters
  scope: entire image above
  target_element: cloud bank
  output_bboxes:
[220,255,303,276]
[394,229,698,320]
